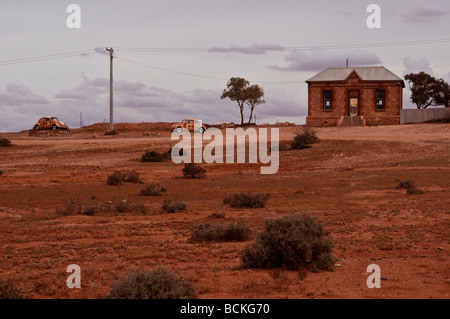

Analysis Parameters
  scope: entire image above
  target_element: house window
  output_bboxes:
[323,90,333,110]
[375,90,386,110]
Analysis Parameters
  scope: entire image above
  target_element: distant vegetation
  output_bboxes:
[241,214,336,272]
[291,126,319,150]
[397,179,424,195]
[223,192,269,208]
[189,222,251,243]
[0,137,12,147]
[182,163,206,179]
[0,278,26,299]
[162,199,186,214]
[105,267,196,299]
[139,184,167,196]
[107,170,141,185]
[141,151,165,162]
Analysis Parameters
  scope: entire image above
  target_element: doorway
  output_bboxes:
[348,90,360,116]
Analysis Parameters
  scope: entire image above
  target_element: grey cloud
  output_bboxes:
[270,50,382,73]
[209,43,285,55]
[402,1,449,23]
[0,82,50,107]
[403,57,434,76]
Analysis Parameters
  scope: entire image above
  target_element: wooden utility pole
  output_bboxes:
[106,47,114,132]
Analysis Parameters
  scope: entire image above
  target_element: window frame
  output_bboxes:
[322,89,333,110]
[375,89,386,110]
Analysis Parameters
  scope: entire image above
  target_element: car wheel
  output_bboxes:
[34,125,40,130]
[52,124,57,130]
[176,127,183,133]
[198,127,205,133]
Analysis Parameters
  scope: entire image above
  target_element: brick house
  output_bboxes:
[305,67,405,126]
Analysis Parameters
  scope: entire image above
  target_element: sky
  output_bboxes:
[1,0,450,132]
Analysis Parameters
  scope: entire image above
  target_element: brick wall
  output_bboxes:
[306,73,403,126]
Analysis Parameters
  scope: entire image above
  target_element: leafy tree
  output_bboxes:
[244,84,265,124]
[404,72,450,109]
[221,77,265,125]
[220,77,249,125]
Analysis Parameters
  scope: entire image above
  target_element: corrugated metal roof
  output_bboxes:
[306,66,405,87]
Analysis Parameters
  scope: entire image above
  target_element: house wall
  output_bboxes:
[306,73,403,126]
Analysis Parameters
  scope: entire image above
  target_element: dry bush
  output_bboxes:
[107,171,126,185]
[189,222,251,243]
[107,171,141,185]
[139,184,167,196]
[291,126,319,150]
[141,151,165,162]
[125,171,141,183]
[162,199,186,213]
[241,214,336,272]
[0,170,3,176]
[55,198,82,217]
[223,192,269,208]
[182,163,206,179]
[105,267,196,299]
[397,179,424,195]
[0,278,27,299]
[0,138,11,147]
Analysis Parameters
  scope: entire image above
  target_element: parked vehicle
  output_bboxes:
[33,117,68,130]
[171,119,206,133]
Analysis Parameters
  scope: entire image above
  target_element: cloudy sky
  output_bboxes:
[1,0,449,132]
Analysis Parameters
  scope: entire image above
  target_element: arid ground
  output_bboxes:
[0,122,449,299]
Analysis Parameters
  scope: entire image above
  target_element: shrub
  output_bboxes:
[162,199,186,213]
[397,179,424,195]
[107,171,126,185]
[107,171,141,185]
[189,222,251,243]
[241,214,336,272]
[223,192,269,208]
[0,138,11,147]
[0,170,2,176]
[84,205,98,216]
[291,126,319,150]
[105,267,196,299]
[182,163,206,179]
[0,278,26,299]
[141,151,164,162]
[140,184,167,196]
[125,171,141,183]
[56,198,82,217]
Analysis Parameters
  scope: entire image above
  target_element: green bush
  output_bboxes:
[182,163,206,179]
[139,184,167,196]
[141,151,165,162]
[189,222,251,243]
[291,126,319,150]
[0,278,26,299]
[223,192,269,208]
[241,214,335,272]
[162,199,186,213]
[105,267,196,299]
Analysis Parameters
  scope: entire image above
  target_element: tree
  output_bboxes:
[244,84,265,124]
[220,77,249,125]
[404,72,450,109]
[221,77,265,125]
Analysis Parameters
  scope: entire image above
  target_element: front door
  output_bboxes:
[348,91,360,116]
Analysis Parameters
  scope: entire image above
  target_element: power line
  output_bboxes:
[115,38,450,53]
[116,57,305,84]
[0,49,96,66]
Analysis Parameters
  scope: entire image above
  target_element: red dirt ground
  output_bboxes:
[0,122,449,299]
